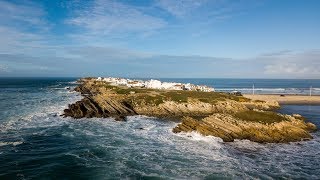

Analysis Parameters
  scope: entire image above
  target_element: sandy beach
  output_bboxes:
[244,94,320,105]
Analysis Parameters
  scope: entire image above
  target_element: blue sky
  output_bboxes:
[0,0,319,78]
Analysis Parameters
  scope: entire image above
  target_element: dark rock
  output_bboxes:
[64,96,137,119]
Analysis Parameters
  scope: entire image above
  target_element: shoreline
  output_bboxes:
[243,94,320,105]
[62,78,317,143]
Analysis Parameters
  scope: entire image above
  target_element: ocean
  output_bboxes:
[0,78,319,179]
[157,78,320,95]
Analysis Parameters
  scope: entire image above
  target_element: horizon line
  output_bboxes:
[1,76,320,80]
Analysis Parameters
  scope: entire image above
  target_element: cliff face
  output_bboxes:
[64,78,317,143]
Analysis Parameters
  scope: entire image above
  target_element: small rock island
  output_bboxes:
[64,77,317,143]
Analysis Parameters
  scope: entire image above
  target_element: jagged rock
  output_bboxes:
[242,101,280,110]
[173,113,317,143]
[64,96,136,119]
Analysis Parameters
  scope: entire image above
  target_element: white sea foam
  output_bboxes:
[68,81,79,84]
[0,141,23,147]
[51,87,66,90]
[175,131,223,144]
[0,85,82,133]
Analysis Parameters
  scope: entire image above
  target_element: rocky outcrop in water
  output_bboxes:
[63,78,317,143]
[173,114,317,143]
[64,97,136,121]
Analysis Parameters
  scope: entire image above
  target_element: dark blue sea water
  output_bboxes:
[0,78,319,179]
[158,78,320,95]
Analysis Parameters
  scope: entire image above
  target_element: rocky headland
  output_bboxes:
[64,78,317,143]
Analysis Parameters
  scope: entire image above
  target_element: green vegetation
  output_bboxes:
[162,91,188,103]
[234,110,287,124]
[142,95,164,105]
[104,83,117,90]
[198,98,209,103]
[162,91,250,104]
[97,81,251,106]
[124,90,251,106]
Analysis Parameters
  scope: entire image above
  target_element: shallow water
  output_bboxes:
[0,78,319,179]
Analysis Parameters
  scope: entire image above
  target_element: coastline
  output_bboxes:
[62,78,317,143]
[244,94,320,105]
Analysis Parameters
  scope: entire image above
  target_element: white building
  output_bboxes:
[98,77,215,92]
[145,79,162,89]
[161,82,177,89]
[197,85,214,92]
[117,79,128,86]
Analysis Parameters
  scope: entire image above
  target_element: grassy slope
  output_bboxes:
[234,111,287,124]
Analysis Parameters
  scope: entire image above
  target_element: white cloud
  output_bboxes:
[156,0,208,17]
[0,64,9,72]
[67,0,166,36]
[0,26,46,54]
[262,50,320,78]
[0,0,47,28]
[265,63,316,74]
[63,46,153,61]
[155,0,249,21]
[0,0,51,55]
[0,54,62,73]
[0,1,318,78]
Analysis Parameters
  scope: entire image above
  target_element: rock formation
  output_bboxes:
[63,96,136,121]
[63,78,317,143]
[173,114,317,143]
